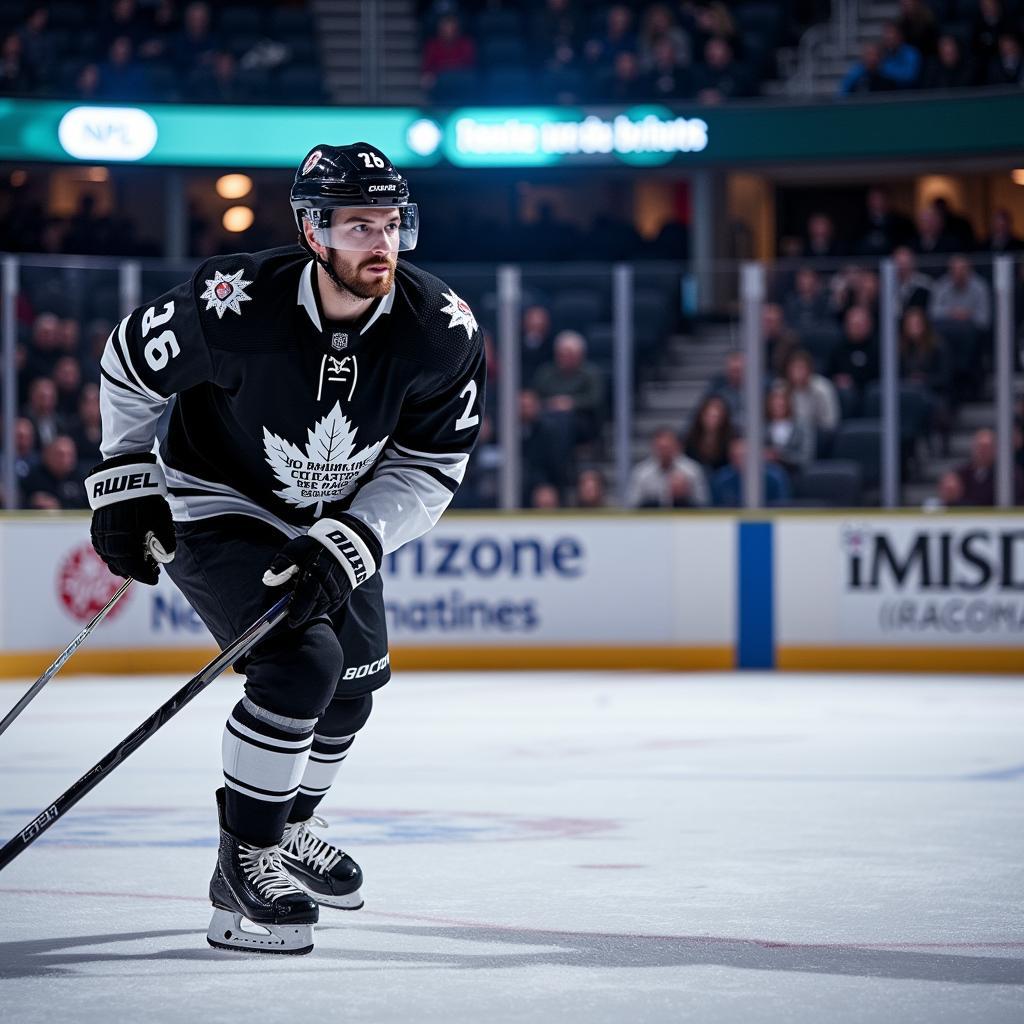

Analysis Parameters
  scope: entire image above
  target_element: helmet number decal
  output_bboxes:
[358,151,386,169]
[455,380,480,432]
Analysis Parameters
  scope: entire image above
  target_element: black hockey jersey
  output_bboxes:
[98,246,486,554]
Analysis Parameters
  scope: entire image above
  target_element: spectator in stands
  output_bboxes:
[103,0,145,52]
[522,305,554,384]
[585,5,637,69]
[832,265,880,322]
[765,385,815,475]
[685,2,737,57]
[533,0,582,72]
[783,349,840,434]
[97,36,149,101]
[0,33,35,95]
[878,20,922,87]
[804,213,843,260]
[576,469,608,508]
[923,34,975,90]
[643,37,692,100]
[913,204,958,260]
[72,383,102,467]
[763,302,801,376]
[955,427,1024,504]
[898,0,938,59]
[900,306,950,396]
[858,188,915,256]
[893,245,933,310]
[532,330,604,448]
[971,0,1013,69]
[628,427,709,508]
[930,254,991,333]
[75,63,102,100]
[784,267,831,333]
[706,350,746,428]
[828,306,879,411]
[452,414,499,509]
[421,13,476,92]
[53,356,82,418]
[987,33,1024,86]
[638,4,691,70]
[520,388,567,500]
[693,36,752,103]
[933,196,976,251]
[530,483,561,509]
[985,208,1023,253]
[710,437,792,507]
[24,312,62,381]
[21,436,87,510]
[925,469,965,509]
[18,6,55,86]
[13,417,39,500]
[684,394,734,472]
[24,377,63,447]
[189,50,242,103]
[840,41,893,94]
[172,2,218,73]
[140,0,181,61]
[604,50,646,102]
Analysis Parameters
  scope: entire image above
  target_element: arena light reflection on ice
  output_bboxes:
[447,109,709,166]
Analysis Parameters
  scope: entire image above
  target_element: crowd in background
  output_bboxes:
[842,0,1024,93]
[0,0,319,105]
[455,189,1024,511]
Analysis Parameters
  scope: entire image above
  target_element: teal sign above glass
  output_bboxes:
[1,94,1022,169]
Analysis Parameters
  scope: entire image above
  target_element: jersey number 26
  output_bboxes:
[141,301,181,371]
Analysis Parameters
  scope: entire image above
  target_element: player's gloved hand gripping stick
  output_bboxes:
[264,516,381,627]
[86,452,177,584]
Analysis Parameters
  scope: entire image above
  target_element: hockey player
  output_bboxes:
[85,143,485,954]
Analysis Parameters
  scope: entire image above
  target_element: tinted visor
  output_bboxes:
[310,204,418,252]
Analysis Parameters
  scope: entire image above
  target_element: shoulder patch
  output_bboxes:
[200,268,252,319]
[439,289,478,339]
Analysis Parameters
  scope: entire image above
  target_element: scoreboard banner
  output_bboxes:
[0,512,1019,676]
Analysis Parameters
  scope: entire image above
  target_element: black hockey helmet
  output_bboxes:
[290,142,418,253]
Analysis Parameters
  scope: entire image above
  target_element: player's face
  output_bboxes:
[317,209,400,300]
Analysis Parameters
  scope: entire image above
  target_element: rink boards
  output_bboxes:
[0,511,1021,675]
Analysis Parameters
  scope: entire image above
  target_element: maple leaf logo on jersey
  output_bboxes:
[200,269,252,319]
[263,402,387,517]
[440,290,478,338]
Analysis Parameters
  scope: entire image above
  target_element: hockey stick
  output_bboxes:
[0,592,291,873]
[0,532,172,739]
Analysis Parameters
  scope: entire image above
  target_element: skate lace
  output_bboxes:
[281,815,343,874]
[238,844,304,900]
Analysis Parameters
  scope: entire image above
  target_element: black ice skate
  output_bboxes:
[279,814,364,910]
[207,788,319,954]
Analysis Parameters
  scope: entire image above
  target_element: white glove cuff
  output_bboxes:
[308,517,377,592]
[85,461,168,510]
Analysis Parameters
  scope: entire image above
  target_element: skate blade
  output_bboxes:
[207,908,314,955]
[314,888,364,911]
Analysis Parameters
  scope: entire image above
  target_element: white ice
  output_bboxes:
[0,671,1022,1024]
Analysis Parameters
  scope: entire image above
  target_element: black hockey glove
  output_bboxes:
[85,453,176,585]
[263,516,381,628]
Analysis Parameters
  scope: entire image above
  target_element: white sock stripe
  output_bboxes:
[242,697,318,733]
[297,783,332,795]
[312,732,355,747]
[298,752,347,794]
[228,714,314,751]
[307,749,348,765]
[223,776,300,802]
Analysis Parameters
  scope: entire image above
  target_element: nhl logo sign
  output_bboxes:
[331,332,348,351]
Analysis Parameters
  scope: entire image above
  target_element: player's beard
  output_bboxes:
[325,250,396,300]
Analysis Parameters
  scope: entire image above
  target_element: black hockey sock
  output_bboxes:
[287,733,355,823]
[222,697,316,847]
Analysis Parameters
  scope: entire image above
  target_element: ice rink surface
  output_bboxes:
[0,670,1022,1024]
